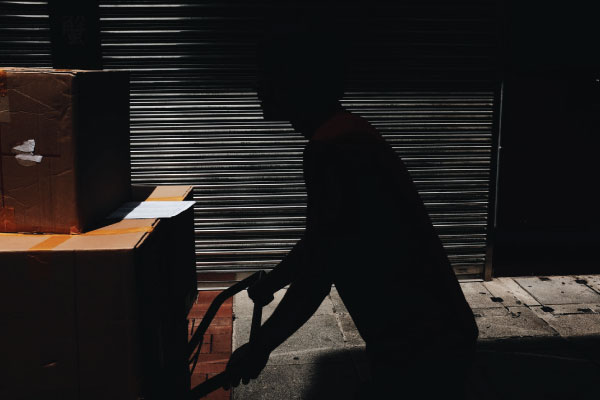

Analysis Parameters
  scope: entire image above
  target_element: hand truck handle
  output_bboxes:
[188,271,267,399]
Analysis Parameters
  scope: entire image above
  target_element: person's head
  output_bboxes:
[256,24,345,127]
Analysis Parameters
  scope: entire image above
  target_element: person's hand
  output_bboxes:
[247,278,275,306]
[223,342,270,389]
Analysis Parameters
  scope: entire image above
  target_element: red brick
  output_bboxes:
[192,302,233,313]
[196,353,229,363]
[188,316,232,328]
[193,301,233,313]
[195,291,220,305]
[211,334,232,354]
[189,319,232,337]
[206,388,231,400]
[197,272,236,282]
[206,325,232,336]
[190,373,208,387]
[187,290,234,397]
[188,338,211,354]
[188,320,201,335]
[193,361,227,374]
[205,317,232,326]
[188,306,232,319]
[188,330,212,351]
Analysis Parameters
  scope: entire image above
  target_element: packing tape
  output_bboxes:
[0,226,154,251]
[82,226,154,236]
[29,235,71,251]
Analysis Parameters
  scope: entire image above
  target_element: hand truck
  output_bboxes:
[187,271,267,399]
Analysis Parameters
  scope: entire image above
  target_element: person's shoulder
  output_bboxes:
[312,111,379,144]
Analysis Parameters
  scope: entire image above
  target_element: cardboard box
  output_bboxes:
[0,185,197,399]
[0,68,131,234]
[131,184,198,316]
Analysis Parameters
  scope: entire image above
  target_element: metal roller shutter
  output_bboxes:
[0,0,52,67]
[1,1,499,279]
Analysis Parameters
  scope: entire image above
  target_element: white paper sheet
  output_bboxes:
[108,201,195,219]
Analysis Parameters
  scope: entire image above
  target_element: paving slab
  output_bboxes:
[329,286,348,314]
[530,306,600,336]
[473,306,557,339]
[334,312,365,347]
[233,289,334,320]
[541,303,600,315]
[513,276,600,305]
[265,347,353,366]
[576,274,600,294]
[233,354,361,400]
[233,313,345,355]
[472,307,509,318]
[460,282,505,308]
[482,277,541,306]
[229,274,600,400]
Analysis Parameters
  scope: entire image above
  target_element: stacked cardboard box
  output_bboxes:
[0,69,197,398]
[0,185,197,399]
[0,68,131,234]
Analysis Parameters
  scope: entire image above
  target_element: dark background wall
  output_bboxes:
[493,1,600,276]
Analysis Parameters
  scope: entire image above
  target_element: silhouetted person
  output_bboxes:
[224,26,478,399]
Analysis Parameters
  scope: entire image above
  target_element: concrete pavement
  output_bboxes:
[231,275,600,399]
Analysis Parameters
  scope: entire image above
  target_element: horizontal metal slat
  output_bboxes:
[97,1,497,278]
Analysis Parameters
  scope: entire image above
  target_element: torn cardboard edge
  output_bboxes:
[0,69,8,123]
[12,139,43,166]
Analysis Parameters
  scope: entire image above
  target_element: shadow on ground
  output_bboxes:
[301,336,600,400]
[468,336,600,400]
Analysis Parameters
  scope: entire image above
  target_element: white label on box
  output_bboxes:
[108,201,195,219]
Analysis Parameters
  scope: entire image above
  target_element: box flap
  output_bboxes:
[146,185,193,202]
[0,218,158,252]
[0,233,51,251]
[131,185,193,202]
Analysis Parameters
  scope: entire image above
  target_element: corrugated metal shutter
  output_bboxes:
[0,0,52,67]
[1,1,498,279]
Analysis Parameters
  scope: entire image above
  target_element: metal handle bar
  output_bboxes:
[188,271,266,399]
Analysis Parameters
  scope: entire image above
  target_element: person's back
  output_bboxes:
[303,110,478,397]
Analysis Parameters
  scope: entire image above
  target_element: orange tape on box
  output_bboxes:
[0,226,154,251]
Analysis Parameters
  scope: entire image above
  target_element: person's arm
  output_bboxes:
[247,237,306,305]
[250,142,348,349]
[224,143,345,388]
[255,268,332,353]
[224,255,331,389]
